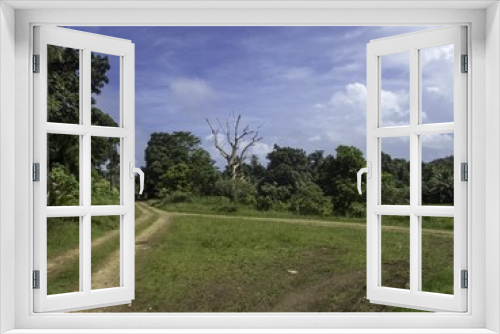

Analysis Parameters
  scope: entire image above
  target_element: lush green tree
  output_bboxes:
[381,172,410,205]
[241,155,266,184]
[290,181,332,216]
[47,45,120,205]
[422,156,454,205]
[47,165,79,206]
[261,145,311,193]
[318,145,366,215]
[380,152,410,205]
[91,168,120,205]
[144,131,218,197]
[213,178,257,205]
[255,182,292,211]
[161,163,192,193]
[307,150,325,182]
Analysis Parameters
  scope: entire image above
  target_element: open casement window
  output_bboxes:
[33,26,140,312]
[365,26,467,312]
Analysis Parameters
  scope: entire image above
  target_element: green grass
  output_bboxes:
[95,214,452,313]
[49,203,453,311]
[155,197,453,231]
[154,196,367,223]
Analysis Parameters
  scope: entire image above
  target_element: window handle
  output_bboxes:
[357,162,371,194]
[129,162,144,195]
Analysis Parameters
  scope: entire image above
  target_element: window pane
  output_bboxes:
[381,137,410,205]
[421,133,454,206]
[421,216,454,294]
[421,45,454,124]
[47,45,80,124]
[91,137,121,205]
[91,52,120,127]
[47,134,80,206]
[91,216,121,290]
[47,217,80,295]
[380,51,410,127]
[381,215,410,290]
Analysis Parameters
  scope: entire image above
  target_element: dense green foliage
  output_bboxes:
[149,134,454,217]
[46,46,121,239]
[144,132,218,197]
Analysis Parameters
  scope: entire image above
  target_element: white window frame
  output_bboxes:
[1,1,499,333]
[366,26,468,312]
[33,26,136,313]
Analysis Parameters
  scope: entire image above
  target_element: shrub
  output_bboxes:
[289,181,333,216]
[48,164,79,206]
[157,191,194,204]
[217,205,238,214]
[255,182,292,211]
[213,178,256,205]
[90,168,120,205]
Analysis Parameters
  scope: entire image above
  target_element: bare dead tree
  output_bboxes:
[206,113,263,180]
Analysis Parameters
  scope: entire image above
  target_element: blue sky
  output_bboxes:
[71,26,454,168]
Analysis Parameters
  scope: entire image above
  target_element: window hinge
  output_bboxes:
[461,270,468,289]
[461,54,468,73]
[33,54,40,73]
[33,270,40,289]
[33,163,40,182]
[461,162,468,181]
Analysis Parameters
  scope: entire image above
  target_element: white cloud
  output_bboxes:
[331,82,367,106]
[380,89,409,126]
[248,142,272,159]
[421,44,454,65]
[281,67,314,81]
[169,78,216,113]
[425,86,443,94]
[315,82,408,127]
[308,135,322,142]
[421,133,454,161]
[313,103,327,109]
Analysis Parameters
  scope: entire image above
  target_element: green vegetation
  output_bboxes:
[143,130,453,219]
[92,212,452,312]
[46,45,455,312]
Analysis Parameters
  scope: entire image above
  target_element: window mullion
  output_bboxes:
[409,47,420,294]
[82,47,92,294]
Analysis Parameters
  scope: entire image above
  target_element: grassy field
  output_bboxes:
[88,205,452,313]
[47,202,453,312]
[154,196,368,223]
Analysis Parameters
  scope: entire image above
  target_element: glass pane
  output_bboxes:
[421,45,454,124]
[381,137,410,205]
[381,215,410,290]
[421,133,454,205]
[91,216,121,290]
[47,45,80,124]
[47,134,80,206]
[421,216,454,294]
[91,137,121,205]
[380,51,410,127]
[47,217,80,295]
[91,52,120,127]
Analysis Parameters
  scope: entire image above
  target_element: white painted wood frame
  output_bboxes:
[366,26,467,312]
[32,26,135,313]
[2,3,494,333]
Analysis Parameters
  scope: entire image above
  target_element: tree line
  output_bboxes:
[46,46,453,217]
[144,131,454,217]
